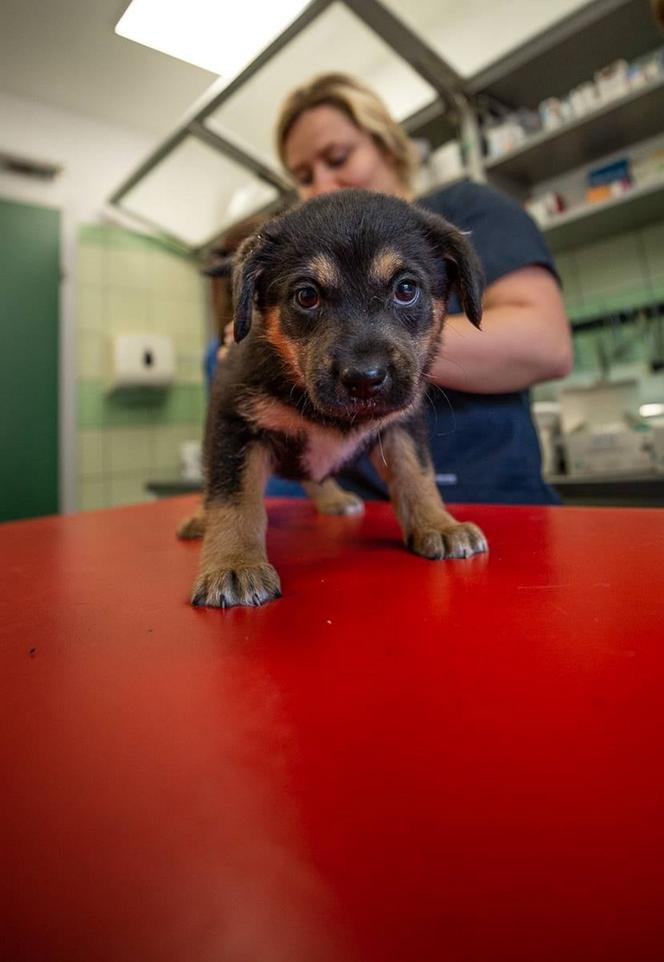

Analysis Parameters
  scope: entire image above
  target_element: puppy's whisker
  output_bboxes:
[423,388,455,438]
[298,392,314,419]
[429,382,455,410]
[377,430,387,467]
[434,353,470,380]
[427,383,458,438]
[424,388,438,420]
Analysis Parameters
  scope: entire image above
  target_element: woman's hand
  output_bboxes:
[216,321,235,362]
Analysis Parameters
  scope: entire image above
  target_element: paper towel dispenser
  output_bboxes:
[107,334,175,391]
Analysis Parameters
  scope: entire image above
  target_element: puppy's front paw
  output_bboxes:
[191,563,282,609]
[408,521,488,560]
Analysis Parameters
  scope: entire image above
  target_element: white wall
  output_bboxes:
[0,91,155,220]
[0,91,158,513]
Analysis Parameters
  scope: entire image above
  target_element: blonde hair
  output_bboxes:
[275,73,420,190]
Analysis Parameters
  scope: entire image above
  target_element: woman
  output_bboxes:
[212,73,572,504]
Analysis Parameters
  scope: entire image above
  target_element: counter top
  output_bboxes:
[1,497,663,961]
[145,474,664,507]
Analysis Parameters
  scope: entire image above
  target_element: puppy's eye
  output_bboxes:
[294,286,320,310]
[393,279,420,306]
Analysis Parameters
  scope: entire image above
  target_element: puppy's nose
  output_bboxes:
[340,364,387,399]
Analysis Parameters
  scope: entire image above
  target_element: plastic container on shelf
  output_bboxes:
[524,191,566,226]
[594,59,630,103]
[569,81,600,118]
[631,46,664,85]
[585,157,632,204]
[632,149,664,188]
[484,117,527,158]
[428,140,465,186]
[539,96,574,131]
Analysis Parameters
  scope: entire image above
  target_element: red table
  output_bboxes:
[1,497,663,961]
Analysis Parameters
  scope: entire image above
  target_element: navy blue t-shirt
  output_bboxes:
[336,180,561,505]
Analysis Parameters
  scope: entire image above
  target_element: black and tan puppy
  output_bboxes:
[182,189,488,608]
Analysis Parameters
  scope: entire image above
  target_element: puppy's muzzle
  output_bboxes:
[310,336,417,420]
[339,361,387,400]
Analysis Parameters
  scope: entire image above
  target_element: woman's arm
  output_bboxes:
[428,265,573,394]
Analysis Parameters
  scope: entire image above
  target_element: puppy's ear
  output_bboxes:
[232,231,268,343]
[417,209,484,328]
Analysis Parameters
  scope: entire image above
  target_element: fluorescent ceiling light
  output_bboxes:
[115,0,310,79]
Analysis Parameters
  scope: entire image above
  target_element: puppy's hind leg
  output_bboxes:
[176,504,206,540]
[303,478,364,516]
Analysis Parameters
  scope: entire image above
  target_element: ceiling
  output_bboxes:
[0,0,218,136]
[0,0,599,143]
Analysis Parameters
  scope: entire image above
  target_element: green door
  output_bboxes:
[0,198,60,521]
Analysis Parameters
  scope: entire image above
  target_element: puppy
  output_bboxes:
[182,188,488,608]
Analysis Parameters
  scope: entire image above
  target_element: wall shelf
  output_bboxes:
[412,0,662,143]
[542,178,664,253]
[469,0,661,109]
[485,76,664,187]
[108,0,664,254]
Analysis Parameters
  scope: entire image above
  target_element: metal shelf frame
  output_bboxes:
[109,0,478,253]
[108,0,663,256]
[413,0,661,158]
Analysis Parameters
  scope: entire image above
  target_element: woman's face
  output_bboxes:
[284,104,409,201]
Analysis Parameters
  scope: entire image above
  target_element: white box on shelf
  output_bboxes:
[564,425,654,477]
[180,440,203,482]
[651,419,664,474]
[559,380,640,434]
[569,81,600,117]
[594,59,630,103]
[560,380,654,477]
[428,140,464,186]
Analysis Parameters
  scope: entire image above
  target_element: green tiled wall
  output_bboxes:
[76,225,207,510]
[556,221,664,322]
[77,382,205,428]
[536,221,664,405]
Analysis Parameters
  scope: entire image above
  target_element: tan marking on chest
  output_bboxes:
[243,395,373,482]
